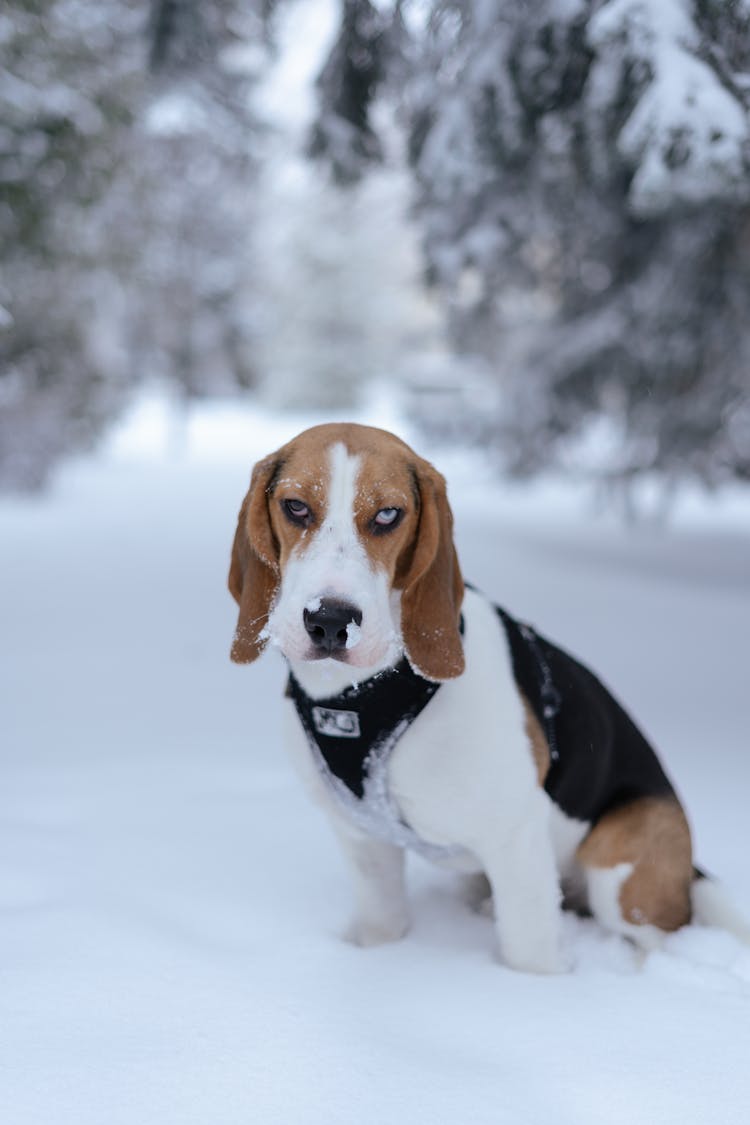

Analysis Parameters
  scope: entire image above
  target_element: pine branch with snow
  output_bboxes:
[311,0,750,489]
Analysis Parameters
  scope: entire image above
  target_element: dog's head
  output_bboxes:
[228,423,464,681]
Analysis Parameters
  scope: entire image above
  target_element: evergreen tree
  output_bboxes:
[0,1,143,487]
[312,0,750,488]
[0,0,266,488]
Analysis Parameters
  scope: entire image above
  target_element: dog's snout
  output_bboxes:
[303,599,363,655]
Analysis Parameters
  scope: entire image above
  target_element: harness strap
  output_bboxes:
[495,607,562,763]
[287,659,464,860]
[287,656,440,800]
[517,624,562,762]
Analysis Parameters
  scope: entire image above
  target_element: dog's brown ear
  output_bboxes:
[228,454,281,663]
[398,459,464,681]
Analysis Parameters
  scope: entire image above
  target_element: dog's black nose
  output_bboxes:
[303,599,363,655]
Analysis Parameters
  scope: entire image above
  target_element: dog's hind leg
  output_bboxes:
[576,796,693,949]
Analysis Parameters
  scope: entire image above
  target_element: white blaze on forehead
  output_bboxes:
[324,441,361,547]
[265,439,402,674]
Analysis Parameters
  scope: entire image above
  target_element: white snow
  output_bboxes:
[344,620,362,650]
[3,394,750,1125]
[143,91,209,137]
[589,0,750,215]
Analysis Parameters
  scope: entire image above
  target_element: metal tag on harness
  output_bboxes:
[312,706,361,739]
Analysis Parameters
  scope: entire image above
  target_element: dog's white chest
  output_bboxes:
[285,589,542,870]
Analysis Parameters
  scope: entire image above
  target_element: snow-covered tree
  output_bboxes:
[312,0,750,488]
[0,0,266,489]
[0,1,143,487]
[126,0,265,400]
[246,0,449,412]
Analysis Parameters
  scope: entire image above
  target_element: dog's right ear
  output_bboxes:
[228,454,281,663]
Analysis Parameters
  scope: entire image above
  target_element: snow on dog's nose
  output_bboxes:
[303,599,363,656]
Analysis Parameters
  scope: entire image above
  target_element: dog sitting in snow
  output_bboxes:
[228,422,745,971]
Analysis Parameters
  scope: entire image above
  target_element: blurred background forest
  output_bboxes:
[2,0,750,497]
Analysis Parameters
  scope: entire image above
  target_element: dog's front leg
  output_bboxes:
[333,824,410,948]
[480,795,568,974]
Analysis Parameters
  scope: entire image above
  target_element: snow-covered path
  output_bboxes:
[3,400,750,1125]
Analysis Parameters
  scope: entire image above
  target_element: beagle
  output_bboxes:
[228,422,746,972]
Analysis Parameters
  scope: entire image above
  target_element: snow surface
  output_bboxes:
[3,392,750,1125]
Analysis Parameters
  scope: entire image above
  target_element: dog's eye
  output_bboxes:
[283,499,311,525]
[373,507,402,530]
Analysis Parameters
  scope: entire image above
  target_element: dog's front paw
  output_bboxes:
[497,945,572,974]
[343,915,409,948]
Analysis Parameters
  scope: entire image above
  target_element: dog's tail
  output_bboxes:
[691,868,750,944]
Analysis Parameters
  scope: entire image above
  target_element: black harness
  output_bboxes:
[287,654,440,800]
[287,598,676,845]
[497,608,675,822]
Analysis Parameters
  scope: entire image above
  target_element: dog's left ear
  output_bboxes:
[228,454,281,663]
[398,459,465,681]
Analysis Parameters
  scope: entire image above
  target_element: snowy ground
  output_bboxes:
[3,393,750,1125]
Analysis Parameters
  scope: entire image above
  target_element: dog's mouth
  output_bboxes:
[297,631,401,672]
[304,646,353,664]
[267,598,400,671]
